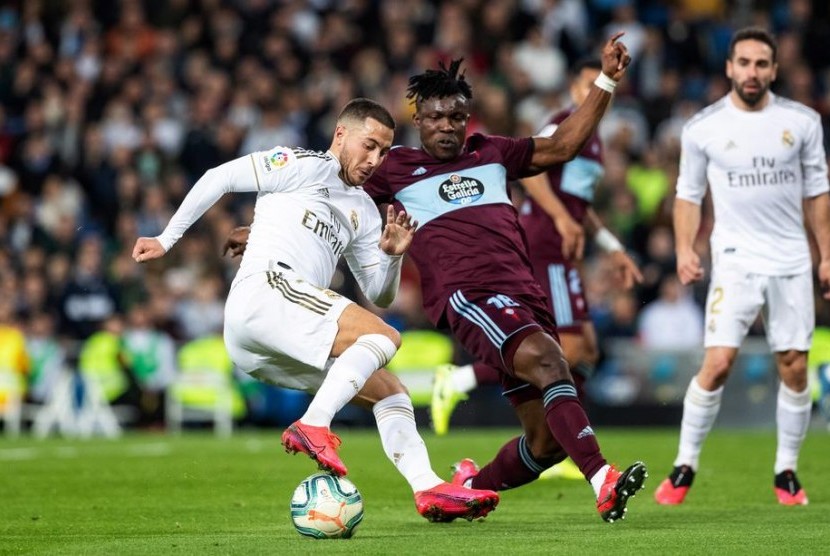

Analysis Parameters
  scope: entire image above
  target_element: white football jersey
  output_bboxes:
[157,146,399,299]
[676,93,829,275]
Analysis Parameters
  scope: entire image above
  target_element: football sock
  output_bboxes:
[449,364,477,394]
[302,334,397,427]
[589,464,611,497]
[471,362,501,387]
[542,380,606,481]
[674,377,723,470]
[470,435,562,491]
[373,393,443,492]
[774,384,811,474]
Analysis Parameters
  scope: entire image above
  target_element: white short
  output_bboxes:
[704,262,814,352]
[223,269,352,393]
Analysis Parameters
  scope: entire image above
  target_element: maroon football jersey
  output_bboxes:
[519,107,604,262]
[363,133,544,325]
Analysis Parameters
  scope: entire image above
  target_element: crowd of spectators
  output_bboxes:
[1,0,830,417]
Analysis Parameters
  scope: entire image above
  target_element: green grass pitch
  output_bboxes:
[1,427,827,555]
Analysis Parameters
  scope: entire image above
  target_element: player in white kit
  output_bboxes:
[132,98,499,522]
[654,28,830,506]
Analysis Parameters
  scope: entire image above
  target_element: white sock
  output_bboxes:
[774,384,811,474]
[302,334,397,427]
[674,377,723,470]
[373,393,443,492]
[589,464,611,498]
[451,364,477,393]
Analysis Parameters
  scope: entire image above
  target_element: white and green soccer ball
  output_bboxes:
[290,472,364,539]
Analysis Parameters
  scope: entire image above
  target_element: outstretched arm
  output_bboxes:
[132,156,259,263]
[528,32,630,172]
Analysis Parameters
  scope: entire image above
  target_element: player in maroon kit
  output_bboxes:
[431,60,643,481]
[363,35,647,523]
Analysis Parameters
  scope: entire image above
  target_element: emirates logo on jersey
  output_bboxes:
[439,174,484,205]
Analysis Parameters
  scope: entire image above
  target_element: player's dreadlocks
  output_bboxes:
[406,59,473,106]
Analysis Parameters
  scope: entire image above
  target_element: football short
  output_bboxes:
[530,259,588,334]
[704,263,814,352]
[224,269,352,393]
[444,288,558,406]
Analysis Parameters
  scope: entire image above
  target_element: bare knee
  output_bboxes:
[777,350,807,390]
[512,332,570,388]
[698,349,737,389]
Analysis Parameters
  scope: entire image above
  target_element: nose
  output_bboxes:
[366,150,382,168]
[438,117,454,132]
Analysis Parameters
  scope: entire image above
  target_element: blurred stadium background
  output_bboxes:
[1,0,830,438]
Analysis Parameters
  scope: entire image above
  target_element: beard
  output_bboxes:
[733,79,769,106]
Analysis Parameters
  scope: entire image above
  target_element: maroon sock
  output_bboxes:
[543,380,606,480]
[472,362,501,386]
[470,436,559,491]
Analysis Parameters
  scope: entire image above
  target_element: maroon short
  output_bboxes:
[530,259,589,335]
[445,288,559,407]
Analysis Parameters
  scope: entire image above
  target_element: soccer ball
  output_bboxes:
[290,472,364,539]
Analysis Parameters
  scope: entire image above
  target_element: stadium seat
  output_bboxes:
[165,336,245,437]
[166,371,236,437]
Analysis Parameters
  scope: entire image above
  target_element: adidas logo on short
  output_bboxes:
[577,426,595,439]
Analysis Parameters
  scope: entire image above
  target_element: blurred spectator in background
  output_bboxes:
[123,305,176,426]
[637,274,704,350]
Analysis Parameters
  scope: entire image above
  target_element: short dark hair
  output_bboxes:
[729,27,778,62]
[571,57,602,77]
[337,98,395,130]
[406,59,473,106]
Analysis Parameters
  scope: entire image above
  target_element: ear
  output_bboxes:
[725,59,733,80]
[412,112,421,129]
[334,124,347,144]
[771,62,778,82]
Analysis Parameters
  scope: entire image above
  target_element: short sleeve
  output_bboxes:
[800,114,830,198]
[480,134,534,180]
[675,125,709,204]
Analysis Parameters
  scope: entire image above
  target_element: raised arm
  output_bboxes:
[527,33,630,172]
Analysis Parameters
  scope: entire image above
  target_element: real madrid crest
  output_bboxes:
[781,130,794,147]
[350,210,359,231]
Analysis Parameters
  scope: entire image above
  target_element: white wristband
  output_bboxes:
[595,228,624,253]
[593,72,617,93]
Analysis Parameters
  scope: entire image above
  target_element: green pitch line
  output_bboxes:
[0,429,826,555]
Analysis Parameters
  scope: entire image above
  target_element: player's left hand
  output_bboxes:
[132,237,166,263]
[600,31,631,82]
[610,250,643,290]
[380,205,418,256]
[223,226,251,258]
[819,259,830,300]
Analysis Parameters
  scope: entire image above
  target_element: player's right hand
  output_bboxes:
[132,237,166,263]
[554,215,585,261]
[676,249,704,285]
[600,31,631,82]
[223,226,251,258]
